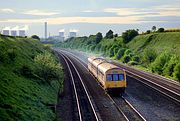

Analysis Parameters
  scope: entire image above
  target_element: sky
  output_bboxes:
[0,0,180,37]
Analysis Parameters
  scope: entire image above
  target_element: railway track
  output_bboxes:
[111,96,146,121]
[56,49,146,121]
[111,61,180,104]
[60,49,180,104]
[58,51,99,121]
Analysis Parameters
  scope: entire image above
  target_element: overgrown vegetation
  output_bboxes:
[0,34,63,121]
[56,29,180,82]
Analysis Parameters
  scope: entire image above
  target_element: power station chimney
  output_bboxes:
[45,22,47,40]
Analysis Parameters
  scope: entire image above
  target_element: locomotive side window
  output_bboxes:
[119,74,124,81]
[107,74,112,81]
[113,74,119,81]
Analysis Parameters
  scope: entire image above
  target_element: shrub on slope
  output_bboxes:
[0,35,63,121]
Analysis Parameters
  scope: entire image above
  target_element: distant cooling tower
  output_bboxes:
[2,27,10,36]
[11,26,19,36]
[19,30,26,37]
[69,32,76,38]
[2,30,10,36]
[69,29,78,38]
[11,30,17,36]
[59,29,65,37]
[19,25,28,37]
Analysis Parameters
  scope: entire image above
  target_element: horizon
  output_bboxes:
[0,0,180,37]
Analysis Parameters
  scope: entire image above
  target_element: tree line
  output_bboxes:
[58,28,180,82]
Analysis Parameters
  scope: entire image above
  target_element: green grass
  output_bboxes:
[127,32,180,57]
[0,34,63,121]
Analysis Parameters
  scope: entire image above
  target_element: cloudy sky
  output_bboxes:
[0,0,180,37]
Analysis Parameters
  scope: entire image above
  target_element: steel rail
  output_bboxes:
[58,49,146,121]
[58,52,82,121]
[59,51,100,121]
[60,49,180,103]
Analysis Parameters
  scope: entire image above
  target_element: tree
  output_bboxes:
[173,63,180,82]
[115,48,126,60]
[95,32,103,44]
[163,55,179,77]
[146,30,151,34]
[31,35,40,40]
[143,48,157,64]
[122,29,139,43]
[122,55,131,63]
[105,30,114,39]
[157,28,165,32]
[152,26,156,32]
[34,52,61,84]
[151,52,171,74]
[114,34,118,37]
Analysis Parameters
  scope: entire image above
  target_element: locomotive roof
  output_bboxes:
[88,57,122,73]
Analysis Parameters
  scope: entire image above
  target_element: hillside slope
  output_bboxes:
[0,35,63,121]
[127,32,180,56]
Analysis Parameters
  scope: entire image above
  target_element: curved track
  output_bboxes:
[58,51,99,121]
[112,61,180,104]
[60,49,180,104]
[56,49,147,121]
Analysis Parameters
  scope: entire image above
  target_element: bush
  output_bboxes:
[146,30,151,34]
[34,52,61,84]
[105,30,114,39]
[132,55,140,63]
[173,63,180,82]
[122,29,139,43]
[7,48,16,61]
[95,32,103,44]
[109,45,118,57]
[122,55,131,63]
[20,65,34,78]
[163,55,179,77]
[113,47,119,56]
[143,49,157,65]
[151,52,171,74]
[124,49,133,56]
[115,48,126,60]
[90,45,96,52]
[128,61,138,65]
[0,51,5,63]
[95,44,101,52]
[157,28,165,32]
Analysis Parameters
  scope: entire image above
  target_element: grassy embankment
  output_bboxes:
[57,32,180,82]
[0,34,63,121]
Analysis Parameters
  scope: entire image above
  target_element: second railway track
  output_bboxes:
[58,51,99,121]
[112,96,146,121]
[61,49,180,104]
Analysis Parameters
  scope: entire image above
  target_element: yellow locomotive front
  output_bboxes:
[105,68,126,94]
[88,57,127,95]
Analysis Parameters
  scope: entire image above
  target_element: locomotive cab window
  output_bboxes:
[119,74,124,81]
[107,74,112,81]
[113,74,119,81]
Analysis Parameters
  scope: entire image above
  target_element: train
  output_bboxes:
[88,57,126,94]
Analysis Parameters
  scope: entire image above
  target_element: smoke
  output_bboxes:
[19,25,29,31]
[2,25,29,31]
[59,29,65,32]
[69,29,78,32]
[2,26,11,30]
[11,26,19,30]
